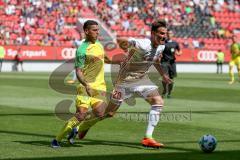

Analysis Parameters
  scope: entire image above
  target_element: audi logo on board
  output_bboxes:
[61,48,76,59]
[197,50,217,61]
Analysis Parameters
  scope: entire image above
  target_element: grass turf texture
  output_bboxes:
[0,72,240,160]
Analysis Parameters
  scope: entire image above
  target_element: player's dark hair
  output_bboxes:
[151,20,167,32]
[83,20,98,31]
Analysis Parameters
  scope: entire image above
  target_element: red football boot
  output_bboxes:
[141,138,164,149]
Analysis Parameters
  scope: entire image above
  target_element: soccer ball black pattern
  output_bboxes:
[199,134,217,153]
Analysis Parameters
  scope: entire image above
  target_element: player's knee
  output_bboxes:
[151,97,164,106]
[94,110,105,119]
[75,112,87,121]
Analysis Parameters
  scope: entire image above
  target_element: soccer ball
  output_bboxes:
[198,134,217,153]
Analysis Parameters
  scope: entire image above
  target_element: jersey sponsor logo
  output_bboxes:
[197,50,217,61]
[61,48,76,59]
[171,48,175,53]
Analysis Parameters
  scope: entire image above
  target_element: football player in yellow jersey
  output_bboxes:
[229,35,240,84]
[51,20,110,148]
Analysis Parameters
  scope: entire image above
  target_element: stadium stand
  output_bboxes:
[0,0,82,47]
[88,0,240,50]
[0,0,240,50]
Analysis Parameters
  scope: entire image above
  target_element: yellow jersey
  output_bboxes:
[75,40,105,90]
[230,43,239,59]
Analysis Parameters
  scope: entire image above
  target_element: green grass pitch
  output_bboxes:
[0,72,240,160]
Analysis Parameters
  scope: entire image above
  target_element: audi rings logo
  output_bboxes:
[61,48,76,59]
[197,50,217,61]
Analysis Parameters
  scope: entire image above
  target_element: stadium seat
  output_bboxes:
[0,0,238,50]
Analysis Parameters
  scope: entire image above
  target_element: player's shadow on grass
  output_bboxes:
[3,150,240,160]
[75,139,143,149]
[0,130,53,138]
[0,130,142,149]
[0,130,240,153]
[2,110,240,117]
[14,137,240,152]
[14,140,84,148]
[14,139,143,150]
[2,130,240,146]
[78,138,240,150]
[0,112,55,117]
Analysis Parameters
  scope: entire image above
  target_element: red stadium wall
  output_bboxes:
[176,49,231,62]
[2,46,231,63]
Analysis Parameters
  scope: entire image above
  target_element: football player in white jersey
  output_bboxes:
[69,20,172,148]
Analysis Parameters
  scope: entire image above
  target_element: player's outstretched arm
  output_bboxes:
[175,50,182,56]
[104,55,121,65]
[175,43,182,56]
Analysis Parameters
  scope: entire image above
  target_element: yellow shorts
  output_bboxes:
[75,84,107,109]
[229,57,240,67]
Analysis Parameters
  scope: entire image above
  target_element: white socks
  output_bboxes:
[145,105,163,138]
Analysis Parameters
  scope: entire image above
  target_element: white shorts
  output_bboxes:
[111,79,158,105]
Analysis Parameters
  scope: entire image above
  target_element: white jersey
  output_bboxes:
[115,38,165,84]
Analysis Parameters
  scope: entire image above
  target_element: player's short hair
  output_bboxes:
[151,20,167,32]
[83,20,98,31]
